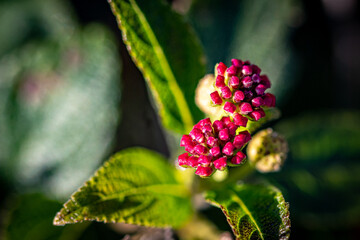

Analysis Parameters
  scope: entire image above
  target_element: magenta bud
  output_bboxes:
[233,90,245,103]
[255,84,267,95]
[213,120,225,132]
[198,155,212,166]
[224,102,237,114]
[201,123,213,133]
[226,65,238,76]
[233,131,251,148]
[263,93,276,107]
[198,118,212,127]
[210,91,223,105]
[219,128,230,141]
[194,144,208,155]
[240,102,253,114]
[221,116,232,126]
[260,75,271,88]
[244,60,251,65]
[210,146,221,158]
[180,135,192,147]
[195,166,214,177]
[233,113,248,127]
[251,64,261,74]
[215,75,225,88]
[242,65,253,75]
[257,107,266,117]
[229,76,240,89]
[249,110,263,121]
[231,151,246,165]
[190,127,202,139]
[188,156,199,168]
[216,62,227,76]
[220,86,232,99]
[242,76,253,88]
[178,153,190,167]
[252,97,264,107]
[222,142,235,156]
[213,157,228,170]
[231,59,243,68]
[244,90,254,99]
[252,74,261,83]
[227,122,238,136]
[185,141,196,154]
[207,136,219,148]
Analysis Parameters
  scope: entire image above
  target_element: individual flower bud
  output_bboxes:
[233,90,245,103]
[210,91,223,105]
[242,76,253,88]
[242,65,253,75]
[255,84,267,95]
[194,144,208,155]
[207,136,218,148]
[231,151,246,165]
[220,86,232,99]
[252,74,261,83]
[213,157,228,170]
[222,142,235,156]
[260,75,271,88]
[216,62,227,76]
[233,113,248,127]
[210,146,221,158]
[187,156,199,168]
[224,102,237,114]
[198,155,212,167]
[263,93,276,107]
[215,75,226,88]
[178,153,190,167]
[251,97,264,107]
[219,128,230,141]
[195,166,214,177]
[240,102,253,115]
[226,65,238,76]
[251,65,261,74]
[180,135,192,147]
[247,128,288,173]
[229,76,240,89]
[231,58,243,68]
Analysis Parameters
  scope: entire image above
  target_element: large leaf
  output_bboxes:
[108,0,205,133]
[2,193,88,240]
[53,148,193,228]
[0,24,120,199]
[205,184,290,240]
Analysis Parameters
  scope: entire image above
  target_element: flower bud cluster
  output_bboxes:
[178,117,251,177]
[210,59,276,123]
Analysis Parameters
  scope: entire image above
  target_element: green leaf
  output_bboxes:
[205,184,290,240]
[53,148,193,228]
[2,193,88,240]
[109,0,205,133]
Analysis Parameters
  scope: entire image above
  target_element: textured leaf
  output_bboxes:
[109,0,205,133]
[2,194,88,240]
[54,148,192,228]
[205,184,290,240]
[0,24,120,199]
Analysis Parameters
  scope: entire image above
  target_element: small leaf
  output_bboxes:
[54,148,193,228]
[205,184,290,240]
[108,0,205,133]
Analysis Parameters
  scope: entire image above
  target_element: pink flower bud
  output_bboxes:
[198,155,212,166]
[260,75,271,88]
[233,90,245,103]
[222,142,235,156]
[216,62,227,76]
[194,144,208,155]
[213,120,225,132]
[263,93,276,107]
[210,146,221,158]
[185,141,196,154]
[215,75,225,88]
[252,74,261,83]
[231,59,243,68]
[221,116,232,126]
[231,151,246,165]
[188,156,199,167]
[242,76,253,88]
[249,110,263,121]
[226,65,238,76]
[219,128,230,141]
[255,84,267,95]
[210,91,223,105]
[195,166,214,177]
[220,86,232,99]
[180,135,192,147]
[240,102,253,114]
[233,113,248,127]
[233,131,251,148]
[227,122,238,136]
[244,90,254,100]
[251,64,261,74]
[213,157,228,170]
[207,136,219,148]
[229,76,240,89]
[190,127,204,141]
[198,118,212,127]
[201,123,213,133]
[252,97,264,107]
[242,65,252,75]
[224,102,237,114]
[178,153,190,167]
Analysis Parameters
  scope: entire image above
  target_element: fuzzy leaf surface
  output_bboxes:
[205,184,290,240]
[54,148,192,228]
[109,0,205,133]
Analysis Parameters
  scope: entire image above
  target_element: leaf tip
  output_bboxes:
[53,211,66,226]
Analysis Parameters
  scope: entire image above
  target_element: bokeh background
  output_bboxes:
[0,0,359,239]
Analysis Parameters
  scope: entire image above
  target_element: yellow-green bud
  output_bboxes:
[247,128,288,173]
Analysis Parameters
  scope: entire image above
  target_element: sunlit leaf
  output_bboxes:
[54,148,193,228]
[109,0,205,133]
[205,184,290,240]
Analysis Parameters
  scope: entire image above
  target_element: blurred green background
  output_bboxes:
[0,0,359,239]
